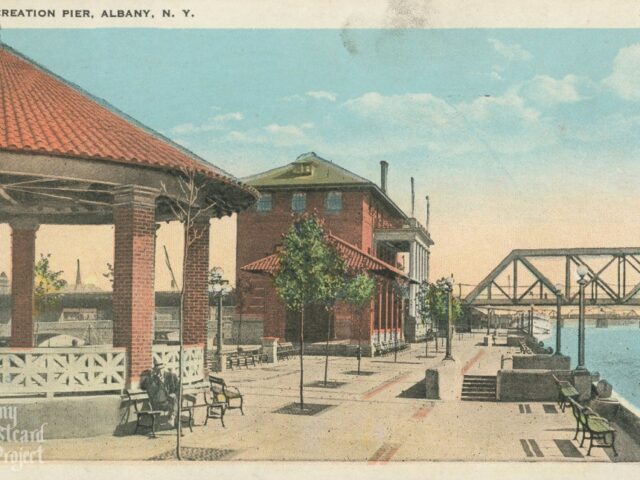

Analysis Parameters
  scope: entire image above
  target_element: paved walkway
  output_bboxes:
[9,332,639,462]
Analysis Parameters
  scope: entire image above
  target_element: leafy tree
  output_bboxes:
[34,254,67,317]
[274,214,345,408]
[416,278,462,351]
[342,273,376,374]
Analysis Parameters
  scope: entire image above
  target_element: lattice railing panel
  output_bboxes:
[152,345,204,385]
[0,347,126,395]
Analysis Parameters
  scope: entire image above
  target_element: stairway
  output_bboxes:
[461,375,497,401]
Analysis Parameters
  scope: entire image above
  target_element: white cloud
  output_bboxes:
[520,75,586,105]
[284,91,338,102]
[171,111,244,135]
[342,90,554,156]
[491,65,503,81]
[489,38,532,62]
[265,123,306,137]
[306,90,337,102]
[222,122,314,147]
[343,92,453,128]
[604,44,640,100]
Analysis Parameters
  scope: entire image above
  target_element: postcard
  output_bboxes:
[0,1,639,478]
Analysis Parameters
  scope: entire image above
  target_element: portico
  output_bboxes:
[373,217,433,341]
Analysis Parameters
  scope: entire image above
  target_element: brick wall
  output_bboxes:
[112,196,155,386]
[10,225,37,347]
[236,186,407,343]
[182,220,209,346]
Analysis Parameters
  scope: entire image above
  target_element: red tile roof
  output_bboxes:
[242,233,410,279]
[0,44,256,204]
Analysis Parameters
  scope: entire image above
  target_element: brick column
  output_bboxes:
[183,217,210,346]
[10,219,39,347]
[112,186,157,387]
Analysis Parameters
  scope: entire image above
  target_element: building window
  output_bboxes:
[291,192,306,212]
[256,193,272,212]
[325,191,342,212]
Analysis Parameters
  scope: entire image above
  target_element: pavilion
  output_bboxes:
[0,43,257,396]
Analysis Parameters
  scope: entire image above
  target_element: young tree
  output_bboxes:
[417,278,463,352]
[416,281,432,357]
[160,168,216,460]
[342,273,376,375]
[274,215,345,408]
[34,254,67,318]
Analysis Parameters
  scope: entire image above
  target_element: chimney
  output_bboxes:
[380,161,388,193]
[425,195,430,232]
[410,177,415,217]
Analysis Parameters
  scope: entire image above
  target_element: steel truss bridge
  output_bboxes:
[464,248,640,307]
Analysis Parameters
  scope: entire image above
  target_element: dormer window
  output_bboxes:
[291,192,306,212]
[293,162,314,176]
[256,193,272,212]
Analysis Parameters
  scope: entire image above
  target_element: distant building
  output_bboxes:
[0,272,8,294]
[238,152,433,352]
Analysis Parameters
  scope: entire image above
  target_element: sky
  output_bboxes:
[1,28,640,292]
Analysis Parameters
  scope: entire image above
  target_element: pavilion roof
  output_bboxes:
[0,44,257,211]
[241,233,410,280]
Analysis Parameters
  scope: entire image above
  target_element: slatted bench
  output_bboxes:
[567,397,618,456]
[125,389,166,437]
[277,342,296,361]
[552,374,579,412]
[182,380,227,428]
[209,375,244,415]
[126,382,226,436]
[226,350,268,369]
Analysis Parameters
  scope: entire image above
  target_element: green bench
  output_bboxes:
[209,375,245,415]
[125,380,226,437]
[567,397,617,456]
[552,374,579,412]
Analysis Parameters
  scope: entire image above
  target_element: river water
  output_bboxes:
[541,322,640,409]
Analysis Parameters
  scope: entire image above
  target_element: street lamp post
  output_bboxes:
[209,267,232,370]
[443,276,454,361]
[555,283,563,356]
[576,265,588,370]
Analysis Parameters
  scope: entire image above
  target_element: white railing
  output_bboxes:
[0,347,126,396]
[152,345,204,385]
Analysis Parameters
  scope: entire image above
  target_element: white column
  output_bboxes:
[409,242,417,317]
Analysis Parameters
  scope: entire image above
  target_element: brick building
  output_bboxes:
[237,152,433,353]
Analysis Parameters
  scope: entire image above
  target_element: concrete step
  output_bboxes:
[461,375,497,402]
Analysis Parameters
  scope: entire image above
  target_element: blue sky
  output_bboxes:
[3,28,640,287]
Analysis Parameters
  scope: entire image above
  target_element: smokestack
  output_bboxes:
[410,177,415,217]
[425,195,430,232]
[75,258,81,290]
[380,160,388,193]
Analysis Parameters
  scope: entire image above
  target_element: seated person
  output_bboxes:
[140,362,180,425]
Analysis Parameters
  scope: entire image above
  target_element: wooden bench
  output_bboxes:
[226,349,268,369]
[567,397,618,456]
[125,389,166,437]
[182,380,227,428]
[552,374,579,412]
[126,382,226,436]
[277,342,296,361]
[209,375,244,415]
[518,339,532,354]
